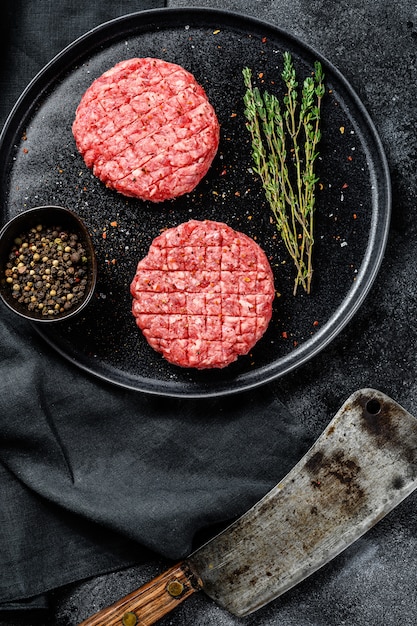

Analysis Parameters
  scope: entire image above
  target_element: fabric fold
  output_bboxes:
[0,306,311,605]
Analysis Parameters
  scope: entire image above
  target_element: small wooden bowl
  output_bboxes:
[0,205,97,323]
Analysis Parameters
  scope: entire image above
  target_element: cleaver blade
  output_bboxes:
[79,388,417,625]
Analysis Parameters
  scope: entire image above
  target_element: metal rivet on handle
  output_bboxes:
[122,612,137,626]
[166,580,185,598]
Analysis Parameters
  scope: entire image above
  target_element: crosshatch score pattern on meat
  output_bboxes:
[72,58,220,202]
[130,220,276,369]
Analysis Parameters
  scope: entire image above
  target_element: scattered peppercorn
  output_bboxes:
[4,223,89,317]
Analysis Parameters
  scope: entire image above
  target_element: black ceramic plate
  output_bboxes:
[0,8,390,397]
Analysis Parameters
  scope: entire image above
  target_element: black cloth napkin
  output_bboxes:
[0,0,311,611]
[0,304,310,608]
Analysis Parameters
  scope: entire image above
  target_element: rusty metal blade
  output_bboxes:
[187,388,417,616]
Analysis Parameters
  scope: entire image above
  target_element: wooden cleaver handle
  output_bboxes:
[78,562,202,626]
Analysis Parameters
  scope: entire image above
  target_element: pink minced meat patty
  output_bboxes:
[130,220,275,369]
[72,58,220,202]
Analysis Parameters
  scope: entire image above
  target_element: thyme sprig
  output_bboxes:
[243,53,325,295]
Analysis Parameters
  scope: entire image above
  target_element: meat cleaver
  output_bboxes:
[79,388,417,625]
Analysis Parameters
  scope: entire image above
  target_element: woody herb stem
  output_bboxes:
[243,53,325,295]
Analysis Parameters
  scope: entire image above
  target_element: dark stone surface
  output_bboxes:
[2,1,417,624]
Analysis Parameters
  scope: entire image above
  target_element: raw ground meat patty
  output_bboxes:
[72,57,220,202]
[130,220,275,369]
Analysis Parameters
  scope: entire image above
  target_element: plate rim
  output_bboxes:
[0,7,391,398]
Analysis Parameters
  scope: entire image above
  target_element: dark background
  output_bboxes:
[1,1,417,625]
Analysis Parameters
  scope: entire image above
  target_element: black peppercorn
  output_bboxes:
[4,223,89,317]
